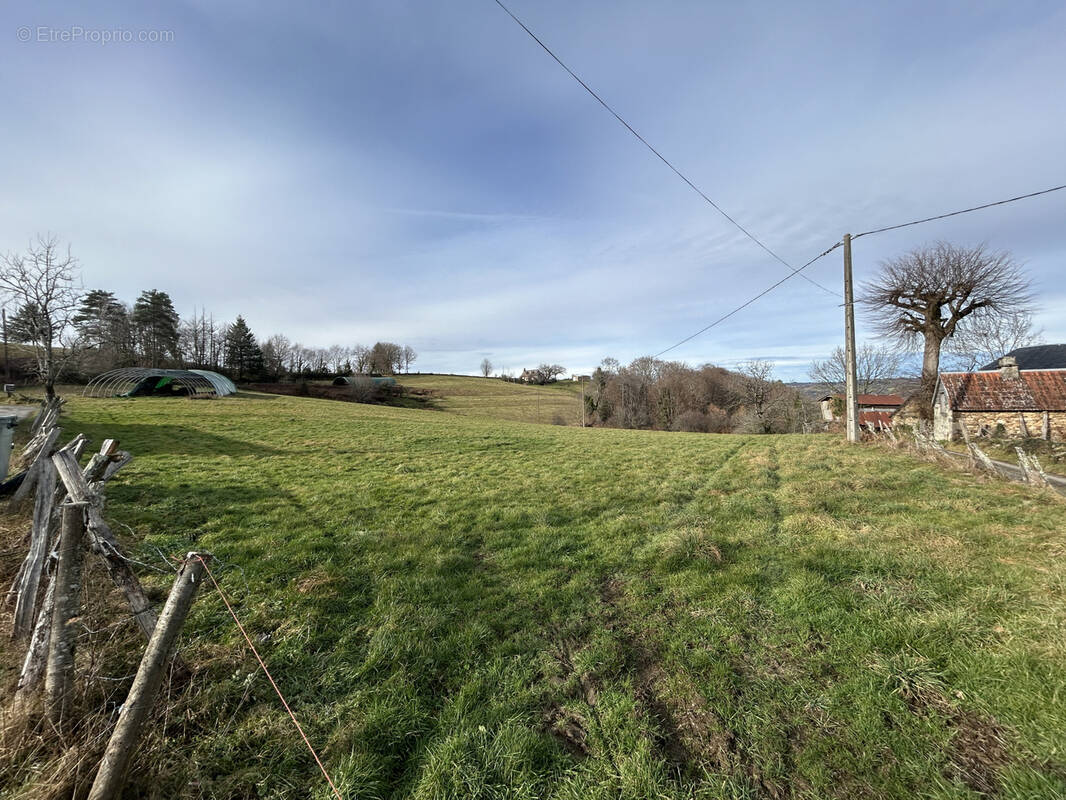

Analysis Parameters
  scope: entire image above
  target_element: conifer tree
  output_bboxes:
[132,290,180,367]
[224,315,263,381]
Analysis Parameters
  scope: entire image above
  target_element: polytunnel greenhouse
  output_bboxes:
[83,368,237,398]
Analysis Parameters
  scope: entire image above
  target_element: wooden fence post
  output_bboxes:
[11,460,57,638]
[87,553,211,800]
[968,443,1000,477]
[45,502,88,726]
[52,448,160,642]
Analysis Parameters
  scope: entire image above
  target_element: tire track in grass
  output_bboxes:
[538,440,754,780]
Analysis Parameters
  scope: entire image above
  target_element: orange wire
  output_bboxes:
[194,555,343,799]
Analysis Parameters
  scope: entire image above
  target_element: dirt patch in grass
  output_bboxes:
[541,635,598,758]
[901,686,1012,795]
[946,708,1011,795]
[543,705,590,757]
[597,575,741,778]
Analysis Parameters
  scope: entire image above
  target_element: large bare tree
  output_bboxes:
[861,241,1031,414]
[0,235,82,398]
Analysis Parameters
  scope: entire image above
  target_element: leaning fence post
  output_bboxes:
[87,553,211,800]
[45,502,88,726]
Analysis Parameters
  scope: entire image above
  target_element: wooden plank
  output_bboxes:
[9,425,61,508]
[16,568,55,700]
[12,461,57,639]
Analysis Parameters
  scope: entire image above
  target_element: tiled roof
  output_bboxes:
[939,370,1066,411]
[857,394,903,406]
[979,343,1066,371]
[859,410,893,428]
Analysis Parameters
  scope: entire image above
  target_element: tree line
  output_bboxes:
[0,235,416,396]
[583,356,819,434]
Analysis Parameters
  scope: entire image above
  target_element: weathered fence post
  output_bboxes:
[1015,447,1051,488]
[45,502,88,726]
[88,553,211,800]
[968,443,1000,476]
[11,459,58,638]
[52,448,160,642]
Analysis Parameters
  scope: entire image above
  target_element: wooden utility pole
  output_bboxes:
[843,233,860,444]
[580,378,585,427]
[88,553,211,800]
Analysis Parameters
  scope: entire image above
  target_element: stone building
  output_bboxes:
[932,357,1066,441]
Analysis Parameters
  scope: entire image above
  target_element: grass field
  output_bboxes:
[3,387,1066,799]
[400,374,585,425]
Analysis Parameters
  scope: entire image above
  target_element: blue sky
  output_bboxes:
[2,1,1064,378]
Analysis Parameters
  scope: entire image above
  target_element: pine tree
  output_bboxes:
[224,315,263,381]
[6,302,51,344]
[74,290,131,368]
[132,290,180,367]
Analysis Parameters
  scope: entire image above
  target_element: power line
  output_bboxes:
[853,183,1066,240]
[653,241,842,358]
[492,0,839,298]
[651,180,1066,358]
[197,556,343,800]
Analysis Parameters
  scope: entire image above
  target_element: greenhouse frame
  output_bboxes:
[83,368,237,398]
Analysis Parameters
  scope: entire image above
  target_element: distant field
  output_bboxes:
[400,374,585,425]
[3,392,1065,798]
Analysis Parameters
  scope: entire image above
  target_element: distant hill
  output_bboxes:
[400,373,584,425]
[787,378,920,401]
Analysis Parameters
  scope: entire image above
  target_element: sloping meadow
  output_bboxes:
[6,391,1065,798]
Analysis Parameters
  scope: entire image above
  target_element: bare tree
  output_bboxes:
[402,344,417,373]
[809,343,904,395]
[530,363,566,385]
[943,309,1042,372]
[261,334,291,379]
[862,241,1032,415]
[480,357,493,377]
[735,359,777,433]
[369,341,403,375]
[351,344,370,374]
[0,235,82,398]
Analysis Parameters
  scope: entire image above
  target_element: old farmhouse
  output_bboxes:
[932,356,1066,441]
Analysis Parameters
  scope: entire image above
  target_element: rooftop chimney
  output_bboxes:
[999,355,1020,380]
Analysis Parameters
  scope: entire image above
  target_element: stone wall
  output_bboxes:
[954,410,1066,441]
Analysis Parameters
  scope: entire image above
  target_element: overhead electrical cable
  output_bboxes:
[652,180,1065,358]
[653,241,842,358]
[853,184,1066,240]
[492,0,839,298]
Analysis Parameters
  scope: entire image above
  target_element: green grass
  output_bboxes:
[400,374,585,425]
[4,391,1066,798]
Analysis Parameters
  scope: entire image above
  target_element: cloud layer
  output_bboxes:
[3,0,1064,378]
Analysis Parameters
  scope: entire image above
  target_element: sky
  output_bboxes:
[2,0,1064,379]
